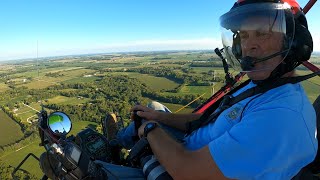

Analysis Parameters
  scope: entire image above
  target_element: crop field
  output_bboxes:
[180,85,212,98]
[162,102,194,114]
[0,83,9,92]
[44,68,96,81]
[190,67,225,74]
[15,68,97,89]
[0,51,318,178]
[15,111,38,124]
[69,121,98,135]
[14,97,88,124]
[45,95,89,106]
[162,82,225,99]
[13,67,85,78]
[62,76,100,84]
[18,78,58,89]
[0,139,44,178]
[0,110,24,146]
[110,72,180,91]
[301,81,320,102]
[295,70,320,102]
[0,120,98,178]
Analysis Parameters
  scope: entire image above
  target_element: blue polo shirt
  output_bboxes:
[184,81,318,180]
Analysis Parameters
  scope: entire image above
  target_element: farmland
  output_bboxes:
[0,50,318,178]
[0,110,24,145]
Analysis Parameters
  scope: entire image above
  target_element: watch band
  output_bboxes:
[144,122,158,137]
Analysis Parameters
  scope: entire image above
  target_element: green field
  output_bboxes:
[12,96,89,123]
[13,67,85,78]
[0,120,98,178]
[13,97,89,124]
[110,72,180,91]
[15,68,97,89]
[190,67,225,74]
[296,70,320,102]
[69,121,98,135]
[0,139,44,178]
[162,82,224,99]
[45,95,89,105]
[0,110,24,146]
[62,76,100,84]
[0,83,10,92]
[162,102,194,114]
[0,51,319,178]
[301,80,320,103]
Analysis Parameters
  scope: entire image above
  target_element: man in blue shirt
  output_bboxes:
[117,0,317,179]
[40,0,318,179]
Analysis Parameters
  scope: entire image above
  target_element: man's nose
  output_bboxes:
[242,37,258,51]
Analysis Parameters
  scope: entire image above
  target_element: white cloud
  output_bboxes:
[0,38,223,61]
[83,38,223,54]
[1,35,318,61]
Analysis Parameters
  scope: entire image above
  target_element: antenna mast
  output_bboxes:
[37,41,44,111]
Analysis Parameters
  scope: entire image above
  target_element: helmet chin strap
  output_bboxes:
[240,49,289,71]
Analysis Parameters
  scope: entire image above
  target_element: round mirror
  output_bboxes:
[48,112,72,136]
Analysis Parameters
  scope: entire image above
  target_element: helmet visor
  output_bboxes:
[219,3,293,72]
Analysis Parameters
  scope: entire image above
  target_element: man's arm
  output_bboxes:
[157,112,202,131]
[132,104,202,131]
[138,122,228,180]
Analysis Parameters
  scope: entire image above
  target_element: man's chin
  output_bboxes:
[247,71,270,81]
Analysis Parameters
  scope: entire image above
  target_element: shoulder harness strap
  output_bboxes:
[186,71,320,134]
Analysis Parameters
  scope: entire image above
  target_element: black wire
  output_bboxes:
[239,93,264,121]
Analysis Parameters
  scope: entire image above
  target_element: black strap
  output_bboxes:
[187,71,320,134]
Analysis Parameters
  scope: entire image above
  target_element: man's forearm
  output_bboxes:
[146,126,226,180]
[157,113,202,131]
[147,127,192,179]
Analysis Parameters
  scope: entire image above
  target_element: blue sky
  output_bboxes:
[0,0,319,60]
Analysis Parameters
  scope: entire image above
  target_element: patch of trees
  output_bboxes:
[190,61,224,67]
[126,67,186,84]
[43,75,149,123]
[119,66,222,86]
[1,73,211,139]
[45,72,64,78]
[151,57,172,60]
[87,56,111,61]
[37,75,207,123]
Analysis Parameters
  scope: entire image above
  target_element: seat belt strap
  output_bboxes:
[187,71,320,134]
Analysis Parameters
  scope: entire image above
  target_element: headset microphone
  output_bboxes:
[240,49,289,71]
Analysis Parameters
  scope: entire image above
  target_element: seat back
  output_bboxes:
[307,95,320,174]
[293,95,320,180]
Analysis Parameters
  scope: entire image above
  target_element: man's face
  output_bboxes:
[239,17,284,80]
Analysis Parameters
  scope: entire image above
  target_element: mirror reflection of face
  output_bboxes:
[239,17,285,80]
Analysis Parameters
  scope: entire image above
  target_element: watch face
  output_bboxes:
[146,123,155,129]
[144,122,157,137]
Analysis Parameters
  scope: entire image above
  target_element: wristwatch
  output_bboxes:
[144,122,158,137]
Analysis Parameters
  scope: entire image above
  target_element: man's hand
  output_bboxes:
[130,104,162,121]
[131,103,202,132]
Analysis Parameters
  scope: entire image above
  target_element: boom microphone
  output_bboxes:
[240,49,289,71]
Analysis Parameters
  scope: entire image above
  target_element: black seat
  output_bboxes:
[308,95,320,174]
[293,95,320,180]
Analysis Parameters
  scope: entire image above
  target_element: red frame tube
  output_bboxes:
[303,0,317,14]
